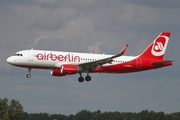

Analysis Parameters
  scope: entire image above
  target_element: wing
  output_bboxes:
[78,44,128,71]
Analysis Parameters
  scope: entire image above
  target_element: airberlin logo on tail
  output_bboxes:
[154,42,164,51]
[151,36,169,56]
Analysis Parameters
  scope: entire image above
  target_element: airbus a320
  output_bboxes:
[7,32,173,82]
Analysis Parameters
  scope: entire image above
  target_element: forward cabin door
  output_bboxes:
[28,51,34,61]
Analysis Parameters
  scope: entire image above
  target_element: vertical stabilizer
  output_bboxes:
[139,32,171,60]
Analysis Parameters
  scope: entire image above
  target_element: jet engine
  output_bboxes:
[51,69,65,76]
[51,64,78,76]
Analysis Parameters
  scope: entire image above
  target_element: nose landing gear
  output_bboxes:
[26,74,31,78]
[26,68,31,78]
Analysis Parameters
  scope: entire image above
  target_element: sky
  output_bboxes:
[0,0,180,115]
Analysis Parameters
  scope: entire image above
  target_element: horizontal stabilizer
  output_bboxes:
[151,60,173,66]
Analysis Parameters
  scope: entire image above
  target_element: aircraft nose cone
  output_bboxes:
[7,57,14,64]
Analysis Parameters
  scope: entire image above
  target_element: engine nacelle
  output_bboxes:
[61,64,78,74]
[51,69,66,76]
[51,64,78,76]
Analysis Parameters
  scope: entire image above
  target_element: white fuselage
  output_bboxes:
[7,50,137,69]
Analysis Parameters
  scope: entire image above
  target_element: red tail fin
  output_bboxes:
[139,32,171,60]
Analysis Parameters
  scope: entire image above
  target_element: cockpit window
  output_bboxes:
[14,53,23,56]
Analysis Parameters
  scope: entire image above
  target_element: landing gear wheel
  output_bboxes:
[85,75,91,82]
[26,74,31,78]
[78,77,84,82]
[26,68,32,78]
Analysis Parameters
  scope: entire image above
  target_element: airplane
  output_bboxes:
[7,32,173,82]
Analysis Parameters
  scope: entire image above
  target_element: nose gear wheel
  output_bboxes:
[26,68,31,78]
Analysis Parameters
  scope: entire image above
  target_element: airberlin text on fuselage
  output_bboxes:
[36,52,80,62]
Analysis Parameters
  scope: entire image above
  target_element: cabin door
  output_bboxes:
[136,58,142,68]
[28,51,34,61]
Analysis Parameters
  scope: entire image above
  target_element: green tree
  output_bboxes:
[8,99,24,120]
[73,110,91,120]
[139,110,149,120]
[49,113,68,120]
[90,110,102,120]
[0,98,24,120]
[0,98,9,120]
[26,113,49,120]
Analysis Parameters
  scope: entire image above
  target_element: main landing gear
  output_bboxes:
[26,68,31,78]
[78,73,92,82]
